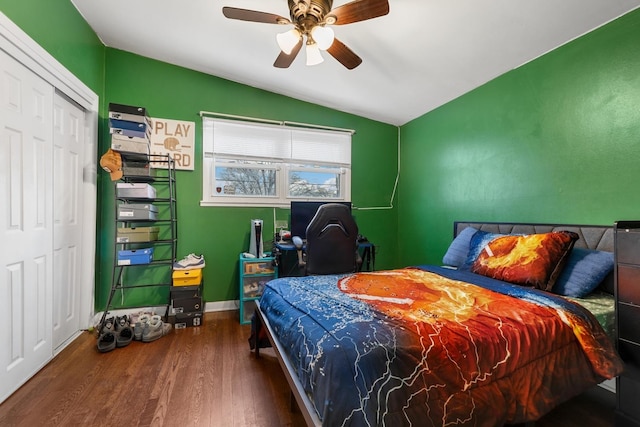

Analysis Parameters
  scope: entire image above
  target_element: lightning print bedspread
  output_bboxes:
[258,266,622,426]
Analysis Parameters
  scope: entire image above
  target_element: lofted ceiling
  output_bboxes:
[71,0,640,126]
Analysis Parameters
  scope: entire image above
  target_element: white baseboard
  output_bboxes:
[205,300,238,312]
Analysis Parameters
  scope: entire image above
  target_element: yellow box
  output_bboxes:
[172,269,202,286]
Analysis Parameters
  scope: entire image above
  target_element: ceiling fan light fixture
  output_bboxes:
[305,42,324,66]
[310,25,335,50]
[276,28,301,54]
[222,0,388,69]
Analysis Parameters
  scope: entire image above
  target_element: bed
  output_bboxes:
[252,221,623,426]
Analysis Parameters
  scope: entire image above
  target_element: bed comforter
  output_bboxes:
[258,266,623,427]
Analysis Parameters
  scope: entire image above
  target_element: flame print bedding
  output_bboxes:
[258,266,622,427]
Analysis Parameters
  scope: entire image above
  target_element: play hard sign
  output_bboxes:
[149,118,195,171]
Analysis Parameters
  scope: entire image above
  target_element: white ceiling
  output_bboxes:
[71,0,640,126]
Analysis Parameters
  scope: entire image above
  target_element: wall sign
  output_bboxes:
[150,118,195,171]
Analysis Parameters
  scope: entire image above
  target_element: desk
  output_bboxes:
[273,240,375,277]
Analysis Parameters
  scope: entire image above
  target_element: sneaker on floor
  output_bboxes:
[142,315,172,343]
[97,316,116,353]
[97,331,116,353]
[115,315,134,348]
[133,314,150,341]
[173,253,205,270]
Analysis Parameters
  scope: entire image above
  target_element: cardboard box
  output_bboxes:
[117,203,158,221]
[169,311,203,329]
[116,226,159,243]
[111,132,148,145]
[109,118,150,133]
[108,103,151,126]
[170,284,202,299]
[111,133,150,156]
[116,183,156,199]
[117,247,153,265]
[108,102,148,116]
[172,269,202,286]
[122,161,155,178]
[110,126,149,139]
[169,297,203,315]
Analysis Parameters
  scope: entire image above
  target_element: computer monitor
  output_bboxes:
[290,201,352,240]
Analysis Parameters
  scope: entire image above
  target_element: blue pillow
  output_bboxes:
[442,227,478,267]
[552,248,614,298]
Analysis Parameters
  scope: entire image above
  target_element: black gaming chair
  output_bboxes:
[295,203,359,275]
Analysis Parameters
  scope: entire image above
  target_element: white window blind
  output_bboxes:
[291,129,351,164]
[201,117,352,207]
[211,120,291,159]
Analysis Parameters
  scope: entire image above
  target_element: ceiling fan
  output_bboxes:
[222,0,390,70]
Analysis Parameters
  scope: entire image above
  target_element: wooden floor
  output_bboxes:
[0,311,616,427]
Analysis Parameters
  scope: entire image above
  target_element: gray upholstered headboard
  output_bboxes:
[454,221,614,252]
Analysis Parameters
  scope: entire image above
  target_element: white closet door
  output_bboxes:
[0,49,54,403]
[52,92,85,350]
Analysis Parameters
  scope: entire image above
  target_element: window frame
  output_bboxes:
[201,117,352,207]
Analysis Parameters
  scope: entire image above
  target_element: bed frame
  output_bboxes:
[254,303,322,427]
[254,221,614,427]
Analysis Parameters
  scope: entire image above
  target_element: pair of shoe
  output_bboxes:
[96,315,133,353]
[133,314,172,343]
[173,253,205,270]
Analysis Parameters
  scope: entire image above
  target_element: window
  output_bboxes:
[202,117,351,207]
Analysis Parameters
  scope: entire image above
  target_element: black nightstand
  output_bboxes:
[614,221,640,426]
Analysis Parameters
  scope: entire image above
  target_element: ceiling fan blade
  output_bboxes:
[329,0,389,25]
[326,38,362,70]
[274,39,303,68]
[222,7,291,25]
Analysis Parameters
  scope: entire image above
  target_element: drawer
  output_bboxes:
[242,276,270,299]
[619,304,640,345]
[617,228,640,265]
[619,339,640,381]
[618,376,640,421]
[617,264,640,305]
[243,260,275,275]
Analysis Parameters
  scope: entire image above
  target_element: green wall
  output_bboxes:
[0,0,105,96]
[99,49,399,309]
[398,9,640,267]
